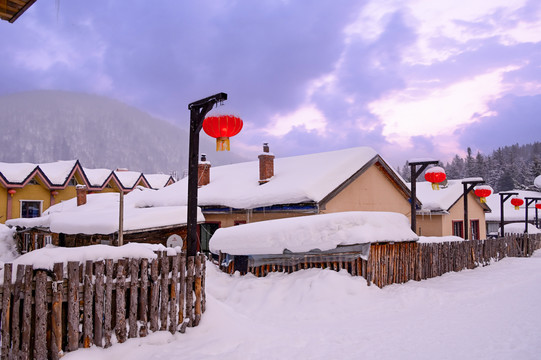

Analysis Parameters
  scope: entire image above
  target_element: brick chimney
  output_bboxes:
[76,184,87,206]
[198,154,211,187]
[258,143,274,185]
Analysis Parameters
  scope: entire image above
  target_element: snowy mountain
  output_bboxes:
[0,90,247,175]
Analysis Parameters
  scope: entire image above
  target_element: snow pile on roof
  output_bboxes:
[0,224,19,265]
[6,190,203,235]
[83,167,113,187]
[135,147,382,209]
[486,190,541,221]
[0,243,176,281]
[418,235,465,243]
[535,175,541,189]
[210,211,418,255]
[39,160,77,185]
[145,174,173,189]
[115,170,143,188]
[501,222,541,235]
[0,162,37,183]
[410,180,465,211]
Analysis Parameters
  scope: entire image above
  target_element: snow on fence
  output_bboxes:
[0,251,206,359]
[218,234,541,288]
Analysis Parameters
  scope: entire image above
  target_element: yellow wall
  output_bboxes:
[416,214,444,237]
[204,211,312,228]
[0,186,7,223]
[322,164,411,217]
[10,183,51,219]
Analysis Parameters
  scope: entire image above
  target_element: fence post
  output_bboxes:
[83,260,94,348]
[34,270,47,360]
[94,261,104,348]
[51,262,64,358]
[67,261,80,352]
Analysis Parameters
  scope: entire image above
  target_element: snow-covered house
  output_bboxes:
[485,190,541,235]
[411,179,491,239]
[0,160,175,223]
[134,146,417,252]
[6,189,202,252]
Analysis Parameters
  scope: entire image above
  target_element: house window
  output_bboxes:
[34,234,39,250]
[23,233,30,253]
[470,220,480,240]
[68,178,78,186]
[20,201,42,218]
[44,235,52,246]
[452,220,464,238]
[200,222,220,253]
[28,179,39,185]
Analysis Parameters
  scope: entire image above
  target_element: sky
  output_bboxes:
[1,0,541,168]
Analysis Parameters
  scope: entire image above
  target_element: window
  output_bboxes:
[452,220,464,238]
[44,235,52,246]
[470,220,480,240]
[20,201,42,218]
[23,233,30,253]
[200,222,220,253]
[68,178,78,186]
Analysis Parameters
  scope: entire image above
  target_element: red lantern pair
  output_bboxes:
[203,115,243,151]
[425,167,446,190]
[510,197,524,210]
[474,185,493,203]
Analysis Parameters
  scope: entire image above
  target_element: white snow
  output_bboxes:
[133,147,382,210]
[114,170,144,189]
[144,174,173,189]
[425,166,445,174]
[410,179,470,211]
[535,175,541,189]
[0,224,19,265]
[0,162,37,183]
[6,190,204,235]
[62,251,541,360]
[39,160,77,185]
[418,235,465,243]
[501,222,541,235]
[83,167,113,187]
[486,190,541,222]
[210,211,418,255]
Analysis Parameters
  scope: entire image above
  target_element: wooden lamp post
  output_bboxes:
[499,192,519,236]
[461,178,485,240]
[524,197,541,233]
[186,93,228,257]
[408,159,439,233]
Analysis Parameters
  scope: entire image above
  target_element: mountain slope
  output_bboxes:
[0,90,246,174]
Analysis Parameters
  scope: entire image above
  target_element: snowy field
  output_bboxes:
[65,252,541,360]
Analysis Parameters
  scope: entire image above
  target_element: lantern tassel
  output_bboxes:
[216,137,230,151]
[480,197,486,203]
[514,205,519,210]
[431,183,440,191]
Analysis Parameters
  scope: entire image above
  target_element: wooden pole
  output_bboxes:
[119,190,124,246]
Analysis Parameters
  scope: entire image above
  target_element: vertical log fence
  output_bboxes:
[219,234,541,289]
[0,251,206,359]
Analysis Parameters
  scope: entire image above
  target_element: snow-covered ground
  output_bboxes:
[64,251,541,360]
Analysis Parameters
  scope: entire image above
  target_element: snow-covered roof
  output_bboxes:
[134,147,407,210]
[6,189,204,235]
[535,175,541,189]
[500,222,541,235]
[209,211,419,255]
[409,179,489,212]
[83,167,114,187]
[114,170,146,189]
[38,160,78,185]
[144,174,174,189]
[0,162,38,183]
[485,190,541,222]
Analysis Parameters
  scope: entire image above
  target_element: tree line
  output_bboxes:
[398,142,541,193]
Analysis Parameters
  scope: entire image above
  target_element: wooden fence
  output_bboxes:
[219,234,541,288]
[0,251,206,359]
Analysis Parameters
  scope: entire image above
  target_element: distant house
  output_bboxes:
[411,179,491,240]
[138,145,419,252]
[0,160,175,223]
[485,189,541,235]
[6,189,202,252]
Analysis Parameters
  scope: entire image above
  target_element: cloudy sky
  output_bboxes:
[1,0,540,168]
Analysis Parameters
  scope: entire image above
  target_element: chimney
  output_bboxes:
[258,143,274,185]
[198,154,211,187]
[76,184,87,206]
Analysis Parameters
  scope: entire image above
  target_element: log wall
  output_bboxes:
[219,234,541,289]
[0,251,206,359]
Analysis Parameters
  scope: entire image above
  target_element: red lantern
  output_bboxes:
[203,115,243,151]
[535,203,541,210]
[474,185,492,203]
[424,166,446,190]
[7,189,16,197]
[510,197,524,210]
[51,190,59,197]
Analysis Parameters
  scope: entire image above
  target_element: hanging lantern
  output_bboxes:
[510,197,524,210]
[535,203,541,210]
[7,189,16,197]
[473,185,493,203]
[203,115,243,151]
[424,166,446,190]
[51,190,59,197]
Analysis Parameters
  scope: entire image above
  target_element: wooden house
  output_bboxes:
[412,179,491,239]
[0,160,175,223]
[138,146,418,252]
[0,0,36,23]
